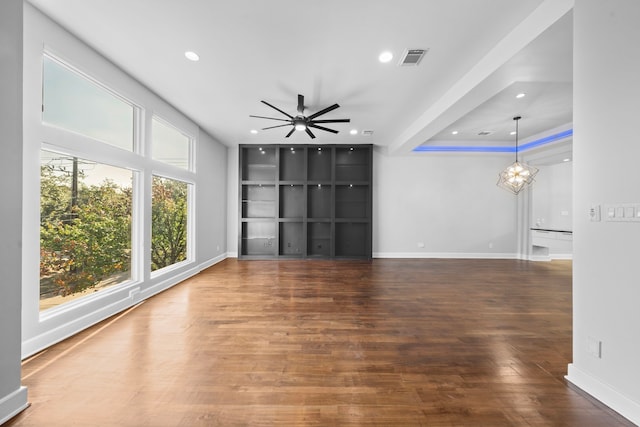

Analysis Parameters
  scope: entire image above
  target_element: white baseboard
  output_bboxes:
[529,254,552,261]
[0,386,28,425]
[566,364,640,425]
[228,251,527,261]
[22,292,141,358]
[22,255,228,359]
[529,253,573,262]
[550,253,573,260]
[197,253,227,272]
[373,252,519,259]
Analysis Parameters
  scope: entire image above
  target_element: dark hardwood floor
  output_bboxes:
[7,259,634,426]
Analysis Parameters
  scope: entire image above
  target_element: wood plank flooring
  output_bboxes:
[7,259,634,426]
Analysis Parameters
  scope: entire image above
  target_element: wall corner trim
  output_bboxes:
[566,364,640,425]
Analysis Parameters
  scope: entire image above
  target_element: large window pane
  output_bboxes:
[43,55,134,151]
[152,118,190,169]
[40,150,133,311]
[151,176,189,271]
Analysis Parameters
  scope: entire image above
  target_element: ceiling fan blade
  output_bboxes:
[250,115,291,122]
[307,103,340,120]
[310,118,351,124]
[308,123,339,134]
[297,94,304,114]
[285,128,296,138]
[305,128,316,139]
[261,100,293,119]
[262,124,292,130]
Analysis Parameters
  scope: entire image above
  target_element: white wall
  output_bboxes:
[226,149,520,258]
[529,161,573,260]
[567,0,640,424]
[196,130,228,267]
[374,152,518,257]
[532,161,573,231]
[0,0,28,423]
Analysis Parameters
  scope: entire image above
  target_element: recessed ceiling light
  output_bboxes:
[250,129,258,134]
[350,129,358,135]
[516,93,526,99]
[184,51,200,61]
[563,158,571,162]
[378,51,393,63]
[510,131,517,135]
[451,131,458,135]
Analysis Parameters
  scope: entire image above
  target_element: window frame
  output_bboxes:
[42,52,140,153]
[22,5,206,358]
[36,53,200,315]
[151,115,195,172]
[149,173,195,278]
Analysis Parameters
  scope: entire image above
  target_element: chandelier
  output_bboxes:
[497,116,538,195]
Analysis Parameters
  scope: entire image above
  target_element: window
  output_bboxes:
[42,55,135,151]
[25,12,203,355]
[151,176,189,271]
[40,150,133,311]
[152,117,191,169]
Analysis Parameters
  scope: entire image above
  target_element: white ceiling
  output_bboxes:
[26,0,573,155]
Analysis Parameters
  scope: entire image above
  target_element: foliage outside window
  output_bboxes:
[38,54,194,314]
[151,176,189,271]
[42,55,135,151]
[40,151,133,311]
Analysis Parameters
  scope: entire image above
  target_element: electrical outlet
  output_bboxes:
[587,336,602,358]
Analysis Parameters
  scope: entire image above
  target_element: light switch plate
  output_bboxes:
[604,203,640,222]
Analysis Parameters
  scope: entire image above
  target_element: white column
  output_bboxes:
[0,0,29,423]
[567,0,640,424]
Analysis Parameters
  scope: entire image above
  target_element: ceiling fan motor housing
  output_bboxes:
[250,94,350,138]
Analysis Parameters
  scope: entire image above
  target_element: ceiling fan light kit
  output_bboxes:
[250,94,350,139]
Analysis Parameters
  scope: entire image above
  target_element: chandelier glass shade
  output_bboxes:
[497,116,538,195]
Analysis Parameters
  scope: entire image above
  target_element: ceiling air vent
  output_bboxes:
[399,49,428,66]
[477,130,494,136]
[362,130,374,136]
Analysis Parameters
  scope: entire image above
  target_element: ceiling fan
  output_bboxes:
[250,94,350,139]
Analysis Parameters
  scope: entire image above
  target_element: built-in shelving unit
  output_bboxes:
[239,144,372,259]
